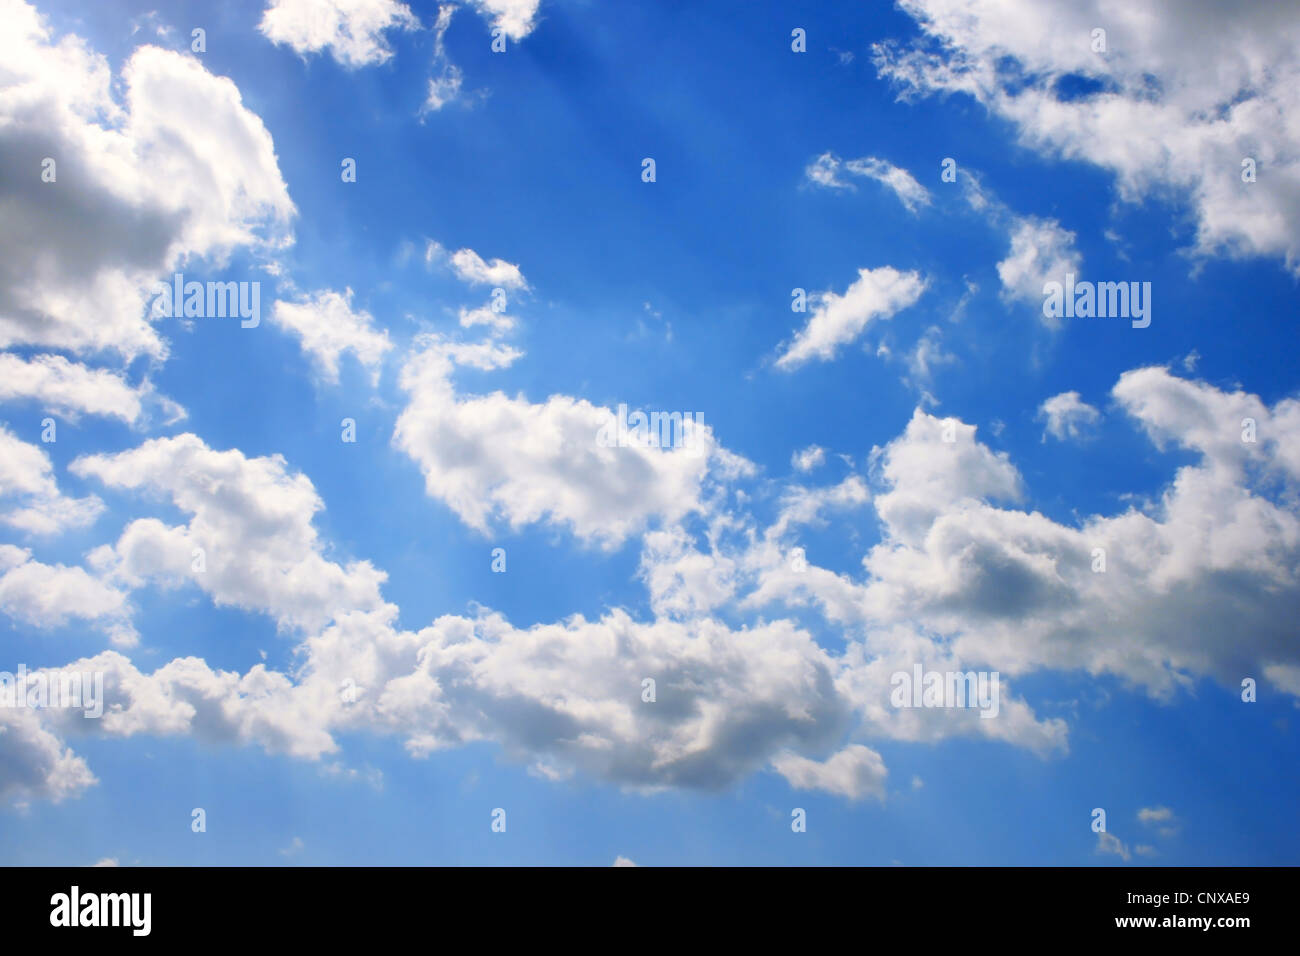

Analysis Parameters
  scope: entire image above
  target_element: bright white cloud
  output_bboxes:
[0,354,183,425]
[448,248,529,290]
[0,544,135,646]
[0,427,103,535]
[259,0,418,68]
[777,267,927,369]
[997,215,1081,311]
[72,435,391,636]
[270,288,392,385]
[393,336,736,548]
[467,0,542,41]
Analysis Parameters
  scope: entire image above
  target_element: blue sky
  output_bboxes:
[1,0,1298,866]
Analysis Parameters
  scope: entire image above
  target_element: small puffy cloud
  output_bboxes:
[777,267,927,369]
[1038,391,1101,441]
[90,858,120,866]
[424,242,528,290]
[0,427,103,535]
[612,856,638,867]
[997,216,1081,310]
[771,744,888,801]
[449,248,528,290]
[270,288,392,385]
[805,151,851,189]
[791,445,826,473]
[259,0,418,68]
[467,0,542,41]
[425,67,464,112]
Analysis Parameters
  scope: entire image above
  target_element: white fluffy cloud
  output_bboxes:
[259,0,418,68]
[0,354,184,426]
[776,267,927,369]
[1038,390,1101,441]
[0,427,103,535]
[806,152,932,213]
[638,526,738,619]
[0,1,293,360]
[72,435,390,636]
[424,242,529,290]
[876,0,1300,275]
[771,744,888,801]
[841,372,1300,701]
[997,216,1081,310]
[450,248,529,290]
[467,0,542,41]
[791,445,826,473]
[270,288,392,385]
[24,601,854,798]
[393,336,735,547]
[0,544,135,646]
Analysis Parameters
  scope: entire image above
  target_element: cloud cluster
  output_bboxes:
[875,0,1300,274]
